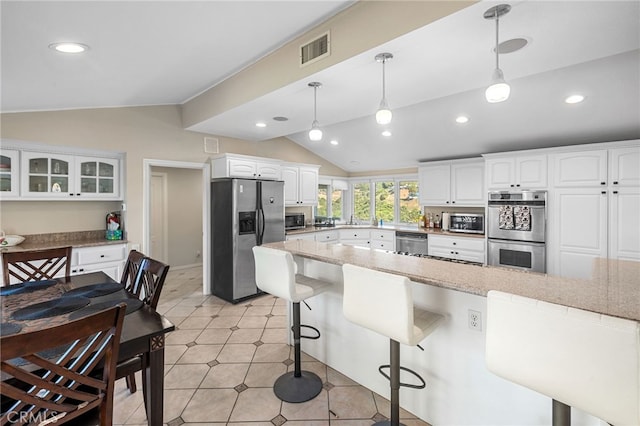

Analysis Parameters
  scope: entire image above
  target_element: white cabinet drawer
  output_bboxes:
[340,239,370,248]
[370,230,395,242]
[315,230,339,243]
[74,244,127,266]
[371,240,393,250]
[286,233,316,241]
[428,235,484,251]
[339,229,371,240]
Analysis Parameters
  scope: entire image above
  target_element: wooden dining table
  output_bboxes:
[0,271,175,426]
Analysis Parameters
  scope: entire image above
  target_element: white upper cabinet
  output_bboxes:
[0,149,20,199]
[20,152,121,199]
[282,164,319,206]
[485,154,548,190]
[419,159,484,206]
[609,146,640,187]
[552,150,607,187]
[211,153,281,180]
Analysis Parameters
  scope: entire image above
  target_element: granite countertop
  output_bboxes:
[0,230,127,253]
[264,239,640,322]
[286,225,485,239]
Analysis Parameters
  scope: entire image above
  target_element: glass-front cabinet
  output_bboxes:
[0,149,20,198]
[20,152,120,199]
[21,152,74,198]
[75,156,119,198]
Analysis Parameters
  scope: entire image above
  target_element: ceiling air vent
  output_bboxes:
[300,31,330,67]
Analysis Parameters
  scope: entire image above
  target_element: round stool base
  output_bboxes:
[273,370,323,403]
[373,421,406,426]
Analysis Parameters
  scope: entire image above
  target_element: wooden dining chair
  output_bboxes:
[1,246,72,285]
[117,255,170,395]
[120,249,146,294]
[0,304,126,426]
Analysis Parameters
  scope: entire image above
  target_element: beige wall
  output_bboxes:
[0,105,345,247]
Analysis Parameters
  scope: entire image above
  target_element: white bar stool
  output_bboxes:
[342,264,443,426]
[252,246,330,403]
[486,290,640,426]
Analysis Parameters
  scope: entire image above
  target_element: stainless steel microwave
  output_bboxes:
[448,213,484,234]
[285,213,305,230]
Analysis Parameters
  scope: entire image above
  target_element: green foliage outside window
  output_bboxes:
[353,182,370,221]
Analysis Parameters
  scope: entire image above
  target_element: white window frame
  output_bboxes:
[348,174,419,225]
[316,176,348,221]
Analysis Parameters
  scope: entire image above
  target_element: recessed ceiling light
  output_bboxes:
[565,94,585,104]
[330,139,339,146]
[255,122,267,128]
[382,130,392,137]
[49,42,88,53]
[455,116,469,124]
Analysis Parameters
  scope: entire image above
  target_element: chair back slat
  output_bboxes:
[131,256,170,309]
[120,250,146,294]
[1,246,72,285]
[0,304,126,426]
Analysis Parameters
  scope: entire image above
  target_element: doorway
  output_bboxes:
[143,159,210,295]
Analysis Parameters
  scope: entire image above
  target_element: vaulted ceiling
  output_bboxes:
[2,1,639,172]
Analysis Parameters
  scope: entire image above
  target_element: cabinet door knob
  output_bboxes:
[613,181,619,185]
[510,184,515,187]
[100,254,105,258]
[516,184,521,187]
[601,191,607,194]
[451,201,455,204]
[601,182,606,185]
[446,201,450,204]
[613,191,619,194]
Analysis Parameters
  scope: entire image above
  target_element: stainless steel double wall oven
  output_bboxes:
[487,190,547,273]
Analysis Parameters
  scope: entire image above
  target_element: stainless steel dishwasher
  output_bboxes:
[395,231,428,255]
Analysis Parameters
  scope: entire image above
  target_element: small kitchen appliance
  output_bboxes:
[285,213,305,230]
[448,213,484,234]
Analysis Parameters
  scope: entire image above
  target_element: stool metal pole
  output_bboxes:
[390,339,400,426]
[293,301,302,378]
[552,399,570,426]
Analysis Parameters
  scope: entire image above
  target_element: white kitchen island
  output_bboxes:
[263,239,639,426]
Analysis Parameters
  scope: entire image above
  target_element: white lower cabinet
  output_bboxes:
[71,243,127,281]
[315,230,339,243]
[338,229,370,248]
[370,230,395,251]
[428,234,485,263]
[285,233,316,241]
[549,187,639,279]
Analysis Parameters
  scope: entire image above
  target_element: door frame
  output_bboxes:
[143,159,211,295]
[150,171,169,263]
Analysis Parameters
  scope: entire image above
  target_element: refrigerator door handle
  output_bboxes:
[259,208,266,245]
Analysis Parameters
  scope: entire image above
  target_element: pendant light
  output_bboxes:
[484,4,511,103]
[308,82,323,141]
[375,52,393,125]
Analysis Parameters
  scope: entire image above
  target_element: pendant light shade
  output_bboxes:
[484,4,511,103]
[375,53,393,125]
[308,82,323,141]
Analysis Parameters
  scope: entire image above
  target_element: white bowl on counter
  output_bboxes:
[0,234,25,246]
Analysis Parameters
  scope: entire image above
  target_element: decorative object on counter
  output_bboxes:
[441,212,450,231]
[484,4,511,103]
[106,211,123,240]
[0,231,25,247]
[374,52,394,125]
[308,82,323,141]
[314,216,335,228]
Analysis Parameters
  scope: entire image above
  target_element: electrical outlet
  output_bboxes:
[468,309,482,331]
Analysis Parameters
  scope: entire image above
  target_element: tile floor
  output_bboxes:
[112,266,430,426]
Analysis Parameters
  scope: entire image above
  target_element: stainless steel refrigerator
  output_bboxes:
[210,178,285,303]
